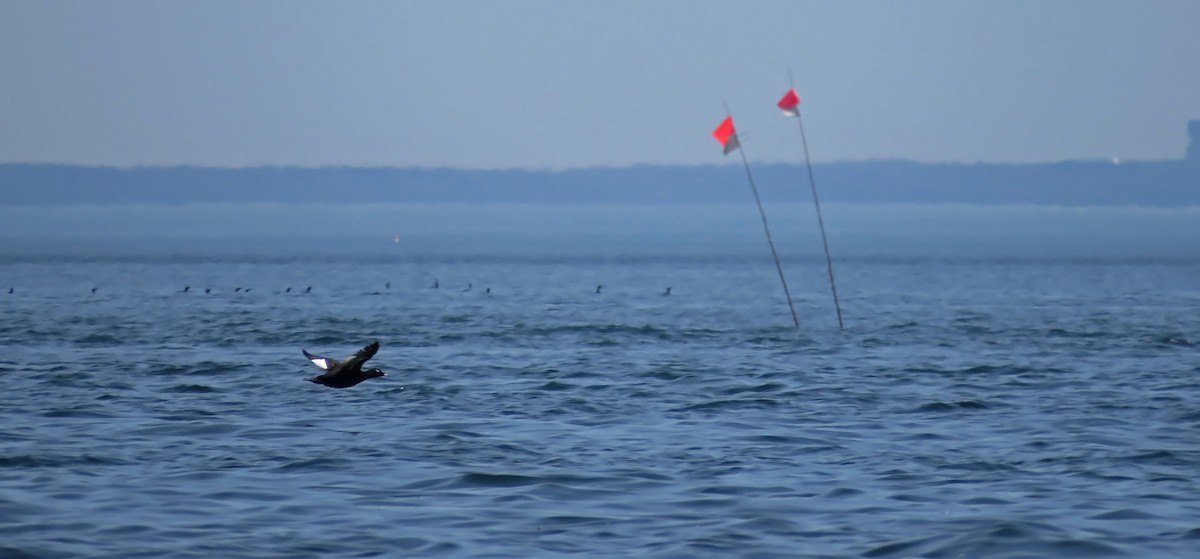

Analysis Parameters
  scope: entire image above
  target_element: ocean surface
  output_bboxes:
[2,226,1199,557]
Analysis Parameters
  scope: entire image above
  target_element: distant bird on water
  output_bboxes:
[595,285,603,294]
[432,279,439,289]
[303,341,388,389]
[462,283,472,292]
[182,286,190,293]
[305,286,312,293]
[7,288,12,294]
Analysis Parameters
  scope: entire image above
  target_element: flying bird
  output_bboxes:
[303,341,388,389]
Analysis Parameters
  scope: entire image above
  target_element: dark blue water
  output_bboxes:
[2,245,1198,558]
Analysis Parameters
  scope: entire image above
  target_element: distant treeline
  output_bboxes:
[2,160,1197,206]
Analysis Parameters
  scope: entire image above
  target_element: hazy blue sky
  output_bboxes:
[2,1,1198,169]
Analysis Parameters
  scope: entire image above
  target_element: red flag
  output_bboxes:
[777,88,801,117]
[712,116,740,156]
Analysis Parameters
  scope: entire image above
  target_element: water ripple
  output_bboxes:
[2,255,1198,557]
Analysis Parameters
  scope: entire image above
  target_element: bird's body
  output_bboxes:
[303,341,387,388]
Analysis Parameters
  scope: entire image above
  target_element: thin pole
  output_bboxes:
[794,110,844,330]
[733,128,800,329]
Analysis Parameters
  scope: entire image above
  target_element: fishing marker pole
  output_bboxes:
[781,73,844,330]
[716,104,800,328]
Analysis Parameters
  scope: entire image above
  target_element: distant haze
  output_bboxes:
[2,1,1199,169]
[3,203,1199,261]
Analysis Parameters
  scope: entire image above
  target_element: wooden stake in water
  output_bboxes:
[778,84,845,330]
[713,111,800,328]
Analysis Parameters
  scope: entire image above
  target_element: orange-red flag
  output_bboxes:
[712,116,740,156]
[777,88,801,116]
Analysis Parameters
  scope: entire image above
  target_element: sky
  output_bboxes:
[2,1,1199,169]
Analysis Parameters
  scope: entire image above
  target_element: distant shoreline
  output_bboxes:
[2,160,1198,207]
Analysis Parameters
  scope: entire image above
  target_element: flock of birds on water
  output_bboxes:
[5,281,677,297]
[6,280,677,389]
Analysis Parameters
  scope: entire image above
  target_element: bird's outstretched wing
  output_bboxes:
[303,349,340,371]
[343,341,380,370]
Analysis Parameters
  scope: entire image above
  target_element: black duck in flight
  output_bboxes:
[303,341,388,388]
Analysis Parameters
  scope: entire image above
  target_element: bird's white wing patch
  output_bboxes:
[303,349,331,371]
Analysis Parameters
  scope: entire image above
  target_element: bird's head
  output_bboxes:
[365,368,387,379]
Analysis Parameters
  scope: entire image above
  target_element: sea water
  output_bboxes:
[1,204,1198,558]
